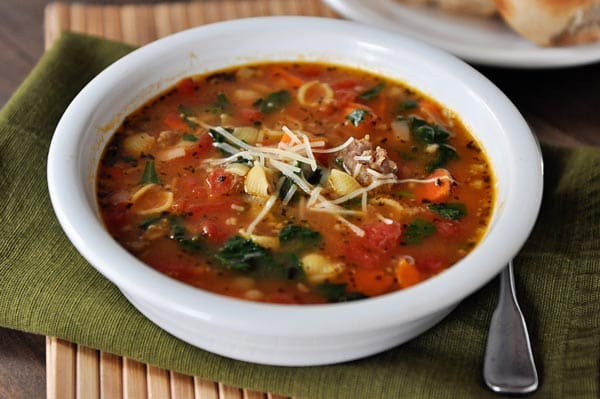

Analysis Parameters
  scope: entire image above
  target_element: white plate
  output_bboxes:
[324,0,600,68]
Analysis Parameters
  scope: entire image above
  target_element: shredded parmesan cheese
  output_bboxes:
[246,195,278,234]
[311,137,354,153]
[282,184,298,205]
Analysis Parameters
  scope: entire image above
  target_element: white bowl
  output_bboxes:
[47,16,543,366]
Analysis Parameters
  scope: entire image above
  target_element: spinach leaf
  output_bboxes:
[358,82,385,101]
[182,133,198,142]
[404,218,436,245]
[409,117,450,145]
[428,203,467,220]
[316,282,347,302]
[139,216,161,230]
[253,90,291,114]
[139,160,160,185]
[273,252,304,280]
[215,236,272,271]
[168,217,203,252]
[316,282,367,303]
[279,225,322,252]
[177,104,199,129]
[428,144,458,172]
[345,109,370,127]
[407,117,459,170]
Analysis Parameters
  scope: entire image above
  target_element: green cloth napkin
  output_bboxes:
[1,32,599,399]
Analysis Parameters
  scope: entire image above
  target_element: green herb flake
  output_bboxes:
[182,133,198,142]
[335,157,345,169]
[401,99,419,110]
[404,218,436,245]
[178,104,199,129]
[253,90,291,114]
[345,109,370,127]
[121,155,138,166]
[428,203,467,220]
[428,144,459,172]
[139,160,160,185]
[393,190,414,199]
[358,82,385,101]
[205,92,230,114]
[215,236,271,271]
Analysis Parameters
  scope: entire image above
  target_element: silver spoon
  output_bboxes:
[484,260,539,394]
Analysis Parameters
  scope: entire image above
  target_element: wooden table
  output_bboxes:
[1,1,599,398]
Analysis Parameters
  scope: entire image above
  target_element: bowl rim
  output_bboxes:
[47,16,543,336]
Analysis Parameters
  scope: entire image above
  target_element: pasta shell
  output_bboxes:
[239,230,280,250]
[233,127,259,144]
[130,184,173,215]
[123,133,155,157]
[245,164,272,198]
[225,163,250,177]
[300,253,343,284]
[328,169,362,197]
[297,81,334,107]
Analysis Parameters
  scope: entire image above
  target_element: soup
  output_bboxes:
[97,62,494,304]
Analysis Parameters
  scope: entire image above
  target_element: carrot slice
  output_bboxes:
[270,66,304,87]
[352,268,394,297]
[395,258,423,288]
[413,169,453,203]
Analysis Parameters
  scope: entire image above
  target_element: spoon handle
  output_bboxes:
[484,261,539,394]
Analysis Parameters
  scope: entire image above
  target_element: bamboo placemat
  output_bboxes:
[44,1,339,398]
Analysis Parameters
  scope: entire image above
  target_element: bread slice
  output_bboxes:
[398,0,497,17]
[495,0,600,46]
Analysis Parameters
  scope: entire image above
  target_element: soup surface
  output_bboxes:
[97,62,494,304]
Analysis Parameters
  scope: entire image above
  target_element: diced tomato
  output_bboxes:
[334,89,358,108]
[435,220,460,239]
[345,222,403,269]
[363,222,403,253]
[345,246,381,270]
[415,256,447,274]
[200,220,230,245]
[351,268,395,296]
[163,110,187,130]
[180,133,215,163]
[239,108,263,124]
[176,78,196,97]
[206,168,237,197]
[331,79,359,90]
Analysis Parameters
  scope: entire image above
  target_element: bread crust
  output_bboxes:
[398,0,497,17]
[495,0,600,45]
